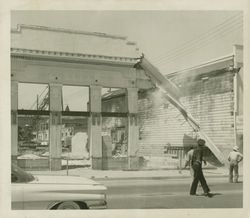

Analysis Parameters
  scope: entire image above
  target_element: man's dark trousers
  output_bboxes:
[229,162,239,183]
[190,162,210,195]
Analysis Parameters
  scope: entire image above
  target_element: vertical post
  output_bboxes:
[49,84,62,171]
[233,45,243,149]
[179,150,183,170]
[66,157,69,176]
[37,95,39,110]
[233,71,238,147]
[89,85,102,170]
[127,88,139,169]
[11,81,18,164]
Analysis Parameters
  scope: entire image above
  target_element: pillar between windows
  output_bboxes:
[11,81,18,164]
[127,88,139,169]
[49,84,62,171]
[89,86,102,170]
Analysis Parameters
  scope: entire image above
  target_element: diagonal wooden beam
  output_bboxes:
[139,56,225,166]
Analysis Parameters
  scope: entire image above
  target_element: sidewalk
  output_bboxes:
[29,166,242,180]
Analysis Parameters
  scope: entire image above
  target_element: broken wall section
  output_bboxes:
[138,68,235,168]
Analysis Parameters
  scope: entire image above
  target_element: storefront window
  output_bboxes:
[17,115,49,158]
[61,116,88,155]
[101,88,127,113]
[18,83,49,110]
[61,116,89,168]
[102,117,128,157]
[101,87,128,158]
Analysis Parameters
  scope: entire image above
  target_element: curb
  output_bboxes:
[90,174,230,181]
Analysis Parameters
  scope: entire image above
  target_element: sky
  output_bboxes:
[18,81,119,111]
[12,11,243,109]
[18,83,90,111]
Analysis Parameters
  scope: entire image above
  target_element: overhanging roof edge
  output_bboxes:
[11,48,141,66]
[166,54,234,78]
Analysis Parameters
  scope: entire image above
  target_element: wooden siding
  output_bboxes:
[138,70,235,159]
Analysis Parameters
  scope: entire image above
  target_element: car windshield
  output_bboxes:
[11,163,35,183]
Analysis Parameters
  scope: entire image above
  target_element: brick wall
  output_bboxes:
[138,69,235,160]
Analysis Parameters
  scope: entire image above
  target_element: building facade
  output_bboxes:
[11,24,153,170]
[11,24,243,170]
[103,47,243,168]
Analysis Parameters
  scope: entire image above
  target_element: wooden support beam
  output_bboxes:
[233,45,243,151]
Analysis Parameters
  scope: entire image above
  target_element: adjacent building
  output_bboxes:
[138,49,243,168]
[11,24,152,170]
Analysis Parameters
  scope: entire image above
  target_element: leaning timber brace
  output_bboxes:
[138,56,225,166]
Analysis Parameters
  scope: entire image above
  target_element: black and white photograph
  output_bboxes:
[0,2,249,218]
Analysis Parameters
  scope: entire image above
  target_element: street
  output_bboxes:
[96,177,243,209]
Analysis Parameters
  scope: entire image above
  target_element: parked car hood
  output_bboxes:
[30,175,101,185]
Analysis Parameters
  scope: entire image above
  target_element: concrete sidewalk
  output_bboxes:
[29,166,242,180]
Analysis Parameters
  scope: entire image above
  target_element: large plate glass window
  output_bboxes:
[61,85,90,168]
[62,85,89,112]
[101,88,128,162]
[17,82,50,170]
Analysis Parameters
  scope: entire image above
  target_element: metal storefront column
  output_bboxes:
[11,81,18,164]
[49,84,62,170]
[127,88,139,169]
[89,85,102,169]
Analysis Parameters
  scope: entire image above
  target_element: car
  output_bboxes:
[11,163,107,210]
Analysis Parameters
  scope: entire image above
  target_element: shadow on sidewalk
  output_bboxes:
[194,193,222,198]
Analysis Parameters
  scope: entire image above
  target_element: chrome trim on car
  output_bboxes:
[87,200,107,209]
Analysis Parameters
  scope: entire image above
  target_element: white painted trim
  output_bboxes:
[167,54,234,77]
[11,48,140,66]
[11,24,128,40]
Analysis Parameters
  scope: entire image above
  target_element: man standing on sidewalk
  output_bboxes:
[189,139,211,197]
[228,146,243,183]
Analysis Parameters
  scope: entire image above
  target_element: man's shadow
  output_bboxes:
[196,193,222,198]
[205,193,222,198]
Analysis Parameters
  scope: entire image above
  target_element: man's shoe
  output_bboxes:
[190,193,196,196]
[204,192,212,198]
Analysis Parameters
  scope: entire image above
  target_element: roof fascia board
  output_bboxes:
[167,54,234,78]
[11,49,140,67]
